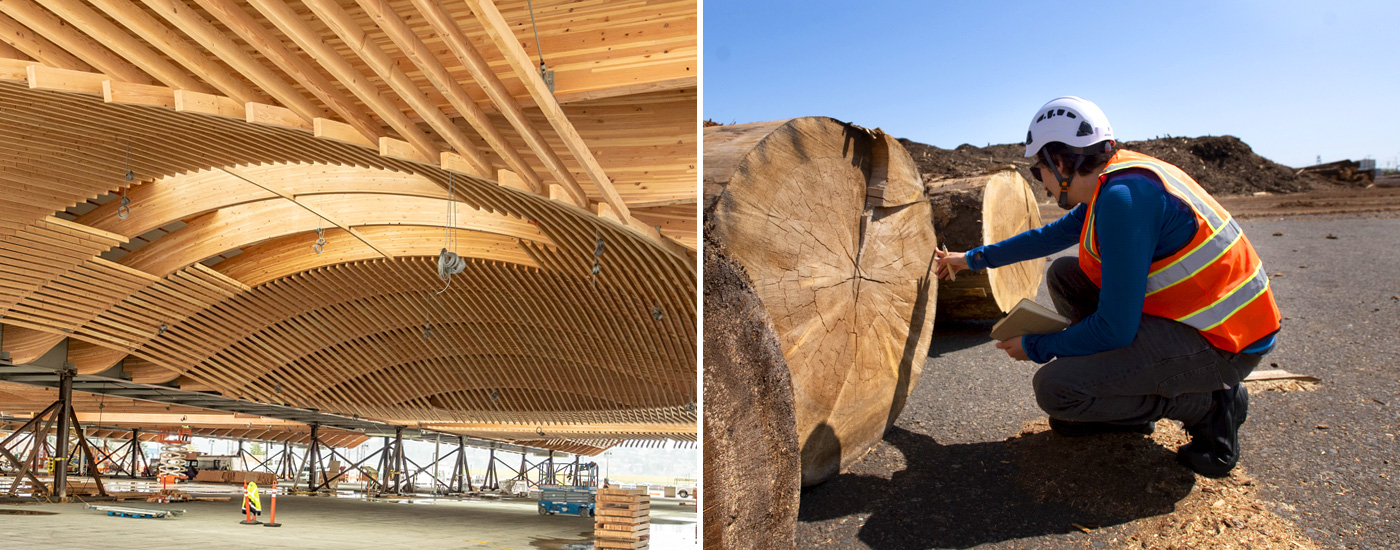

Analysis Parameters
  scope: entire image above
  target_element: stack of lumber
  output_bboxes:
[146,488,192,502]
[192,470,226,483]
[595,488,650,549]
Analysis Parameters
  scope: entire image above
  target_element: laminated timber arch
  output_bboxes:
[0,0,697,452]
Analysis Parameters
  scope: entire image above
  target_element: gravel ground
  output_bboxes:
[795,213,1400,549]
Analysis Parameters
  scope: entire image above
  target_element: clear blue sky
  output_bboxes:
[702,1,1400,169]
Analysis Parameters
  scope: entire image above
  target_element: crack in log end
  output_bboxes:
[869,201,922,222]
[853,210,871,270]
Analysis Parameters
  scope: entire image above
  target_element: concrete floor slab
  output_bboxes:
[0,489,697,550]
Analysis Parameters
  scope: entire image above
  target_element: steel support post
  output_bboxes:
[395,427,407,494]
[53,369,73,501]
[130,429,141,477]
[485,448,497,490]
[455,437,468,492]
[432,437,441,495]
[383,428,406,494]
[307,424,320,491]
[372,436,390,494]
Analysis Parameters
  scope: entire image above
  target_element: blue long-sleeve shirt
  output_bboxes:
[965,171,1275,362]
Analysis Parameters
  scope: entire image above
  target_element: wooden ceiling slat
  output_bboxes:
[361,0,547,195]
[86,0,261,103]
[301,0,492,178]
[0,0,697,441]
[462,0,624,219]
[191,0,383,144]
[0,0,151,83]
[0,12,88,70]
[33,0,211,93]
[244,0,440,167]
[136,0,325,123]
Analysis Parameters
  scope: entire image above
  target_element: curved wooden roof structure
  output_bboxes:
[0,0,697,454]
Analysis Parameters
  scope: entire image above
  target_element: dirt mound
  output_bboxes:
[899,135,1334,196]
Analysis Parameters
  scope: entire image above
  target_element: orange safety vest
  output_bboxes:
[1079,150,1281,353]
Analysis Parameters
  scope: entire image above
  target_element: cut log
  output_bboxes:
[701,235,798,550]
[704,117,938,487]
[926,168,1045,321]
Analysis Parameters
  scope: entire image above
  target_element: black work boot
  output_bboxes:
[1177,384,1249,477]
[1048,418,1155,437]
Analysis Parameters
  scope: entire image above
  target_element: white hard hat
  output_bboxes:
[1024,96,1114,157]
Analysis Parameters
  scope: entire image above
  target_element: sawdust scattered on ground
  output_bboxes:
[1245,379,1320,394]
[1010,405,1322,550]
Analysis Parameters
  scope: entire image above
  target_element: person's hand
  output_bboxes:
[995,336,1030,361]
[934,247,968,281]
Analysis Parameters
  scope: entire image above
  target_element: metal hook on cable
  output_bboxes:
[436,172,465,294]
[118,141,134,220]
[436,248,465,294]
[591,229,605,285]
[313,226,326,254]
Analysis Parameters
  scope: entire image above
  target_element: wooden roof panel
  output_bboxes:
[0,0,696,446]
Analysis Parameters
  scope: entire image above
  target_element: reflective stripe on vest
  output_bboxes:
[1145,218,1243,296]
[1178,264,1271,330]
[1079,150,1281,352]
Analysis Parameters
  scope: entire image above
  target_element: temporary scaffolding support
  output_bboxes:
[0,369,108,501]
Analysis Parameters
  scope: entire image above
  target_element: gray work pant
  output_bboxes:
[1031,257,1262,426]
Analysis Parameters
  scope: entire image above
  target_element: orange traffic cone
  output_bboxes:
[264,489,281,527]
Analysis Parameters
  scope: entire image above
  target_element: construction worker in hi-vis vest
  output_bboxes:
[936,96,1281,478]
[243,481,262,517]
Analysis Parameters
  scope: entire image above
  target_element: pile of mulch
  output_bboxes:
[898,135,1336,196]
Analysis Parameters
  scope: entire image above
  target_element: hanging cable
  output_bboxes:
[117,141,133,220]
[437,172,466,294]
[306,193,327,254]
[525,0,554,93]
[590,229,605,286]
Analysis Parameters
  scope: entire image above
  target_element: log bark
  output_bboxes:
[704,117,938,487]
[702,235,799,550]
[926,168,1045,321]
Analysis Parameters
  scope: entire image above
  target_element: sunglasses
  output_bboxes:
[1029,161,1044,183]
